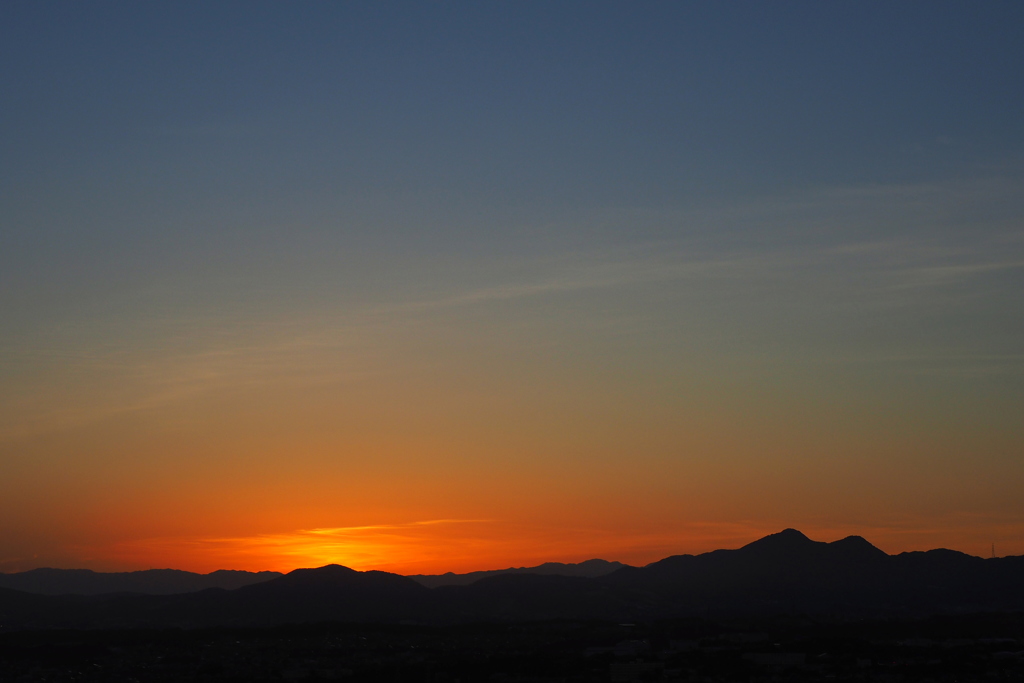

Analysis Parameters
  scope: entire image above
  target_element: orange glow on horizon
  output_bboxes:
[71,518,1024,575]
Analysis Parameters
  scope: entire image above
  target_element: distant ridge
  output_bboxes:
[0,567,282,596]
[409,559,627,588]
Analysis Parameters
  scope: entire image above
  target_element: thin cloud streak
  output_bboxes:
[2,178,1021,440]
[1,237,1018,441]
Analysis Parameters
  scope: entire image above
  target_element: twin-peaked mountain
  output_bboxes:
[2,530,1023,630]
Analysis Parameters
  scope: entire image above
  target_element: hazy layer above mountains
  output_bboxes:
[0,568,283,596]
[0,559,626,596]
[409,559,626,588]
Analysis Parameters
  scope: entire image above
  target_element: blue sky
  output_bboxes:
[1,2,1023,571]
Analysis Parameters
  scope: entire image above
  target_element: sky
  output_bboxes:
[2,1,1023,574]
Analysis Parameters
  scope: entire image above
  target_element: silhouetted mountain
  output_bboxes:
[0,567,281,596]
[602,529,1023,618]
[217,565,436,625]
[410,558,627,587]
[3,530,1024,630]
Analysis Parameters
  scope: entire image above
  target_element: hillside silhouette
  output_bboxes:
[2,530,1023,630]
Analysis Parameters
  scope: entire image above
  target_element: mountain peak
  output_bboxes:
[829,535,888,558]
[732,529,824,562]
[742,528,815,550]
[286,564,357,577]
[776,528,810,540]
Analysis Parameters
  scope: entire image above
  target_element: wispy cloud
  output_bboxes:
[2,176,1021,440]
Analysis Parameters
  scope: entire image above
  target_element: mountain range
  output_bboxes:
[2,530,1022,631]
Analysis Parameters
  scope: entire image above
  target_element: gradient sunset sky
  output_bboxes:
[2,2,1023,574]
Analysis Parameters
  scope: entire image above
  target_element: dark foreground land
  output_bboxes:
[2,613,1023,683]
